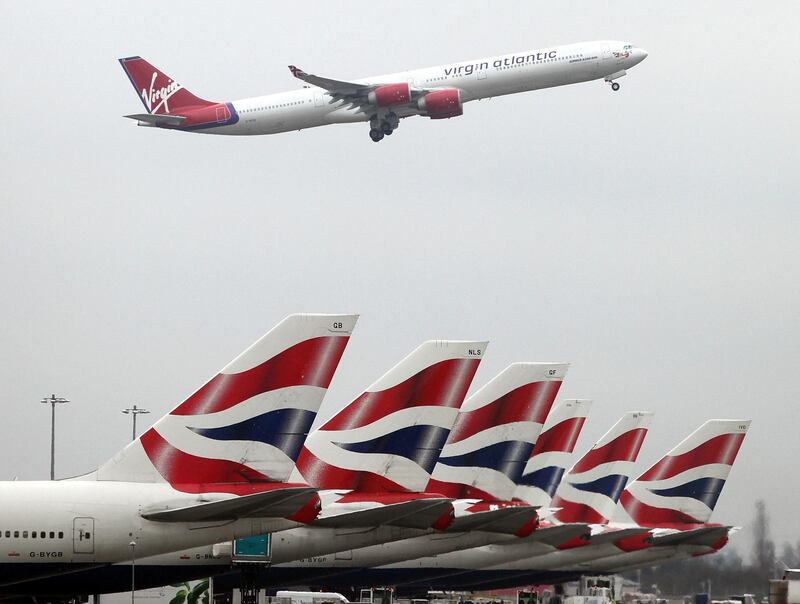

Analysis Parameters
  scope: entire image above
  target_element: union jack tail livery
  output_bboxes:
[614,419,751,527]
[550,411,653,525]
[427,362,569,501]
[96,314,357,488]
[292,340,487,493]
[514,399,593,507]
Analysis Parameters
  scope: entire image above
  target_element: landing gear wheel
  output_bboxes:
[611,82,620,91]
[369,128,384,142]
[381,121,393,136]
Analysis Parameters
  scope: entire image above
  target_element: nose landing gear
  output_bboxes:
[611,82,620,91]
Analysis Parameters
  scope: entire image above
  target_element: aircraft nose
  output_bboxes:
[638,48,649,61]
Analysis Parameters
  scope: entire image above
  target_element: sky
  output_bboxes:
[1,1,798,562]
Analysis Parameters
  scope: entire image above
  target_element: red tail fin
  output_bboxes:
[119,56,215,114]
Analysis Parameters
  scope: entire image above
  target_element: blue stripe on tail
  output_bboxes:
[517,466,565,497]
[569,474,630,501]
[648,477,726,510]
[437,440,533,482]
[190,408,316,461]
[334,425,449,474]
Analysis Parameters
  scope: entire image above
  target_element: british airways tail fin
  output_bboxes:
[95,314,357,487]
[426,362,569,501]
[550,411,653,524]
[292,340,487,493]
[514,399,593,506]
[119,56,216,114]
[614,419,751,527]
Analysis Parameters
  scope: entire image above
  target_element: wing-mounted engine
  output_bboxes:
[417,89,463,119]
[288,65,464,140]
[367,83,411,107]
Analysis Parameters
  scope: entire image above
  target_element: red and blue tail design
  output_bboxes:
[292,340,487,493]
[513,399,592,507]
[119,56,239,129]
[119,56,215,114]
[614,419,750,528]
[550,411,653,524]
[426,362,569,501]
[96,314,357,492]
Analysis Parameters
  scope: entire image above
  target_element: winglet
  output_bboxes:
[288,65,307,79]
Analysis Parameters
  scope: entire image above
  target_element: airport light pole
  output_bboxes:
[129,540,137,604]
[122,405,150,441]
[40,394,69,480]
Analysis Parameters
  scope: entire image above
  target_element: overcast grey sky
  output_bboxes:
[1,1,798,560]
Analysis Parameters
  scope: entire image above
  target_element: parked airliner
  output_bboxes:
[0,314,358,586]
[119,40,647,142]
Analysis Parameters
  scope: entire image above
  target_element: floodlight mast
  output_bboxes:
[40,394,69,481]
[122,404,150,441]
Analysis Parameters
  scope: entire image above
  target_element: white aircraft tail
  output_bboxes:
[426,362,569,501]
[550,411,653,524]
[95,314,357,488]
[292,340,486,493]
[614,419,751,526]
[513,399,593,506]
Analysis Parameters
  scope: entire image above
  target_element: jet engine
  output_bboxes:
[417,89,463,119]
[367,83,411,107]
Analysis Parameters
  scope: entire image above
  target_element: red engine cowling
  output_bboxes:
[417,89,463,119]
[368,83,411,107]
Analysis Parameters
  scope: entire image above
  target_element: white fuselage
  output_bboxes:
[0,480,298,586]
[196,40,645,136]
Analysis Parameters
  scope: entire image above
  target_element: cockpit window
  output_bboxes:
[624,44,633,50]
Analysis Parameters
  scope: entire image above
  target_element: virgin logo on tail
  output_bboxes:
[142,72,183,113]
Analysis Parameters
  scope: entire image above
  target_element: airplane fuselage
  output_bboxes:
[0,480,299,587]
[138,40,646,136]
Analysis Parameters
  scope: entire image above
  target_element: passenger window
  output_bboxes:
[4,531,8,538]
[32,531,37,538]
[49,531,55,538]
[14,531,19,538]
[58,531,64,539]
[22,531,28,538]
[85,532,91,538]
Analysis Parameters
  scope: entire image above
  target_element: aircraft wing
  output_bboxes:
[287,65,434,110]
[586,527,651,545]
[124,113,186,126]
[141,486,318,522]
[446,507,539,535]
[288,65,371,96]
[312,498,452,530]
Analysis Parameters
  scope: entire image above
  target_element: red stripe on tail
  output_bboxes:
[172,336,349,416]
[447,381,561,443]
[637,433,746,482]
[320,358,480,431]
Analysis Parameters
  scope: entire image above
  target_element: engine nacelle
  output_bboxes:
[367,83,411,107]
[417,89,463,119]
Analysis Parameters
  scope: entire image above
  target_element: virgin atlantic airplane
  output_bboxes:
[119,40,647,142]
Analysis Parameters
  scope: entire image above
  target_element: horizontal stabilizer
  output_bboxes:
[312,498,452,530]
[124,113,186,126]
[589,527,651,545]
[141,486,317,522]
[651,525,731,547]
[533,523,591,546]
[446,506,538,535]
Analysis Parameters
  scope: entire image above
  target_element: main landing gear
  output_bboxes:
[369,112,400,142]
